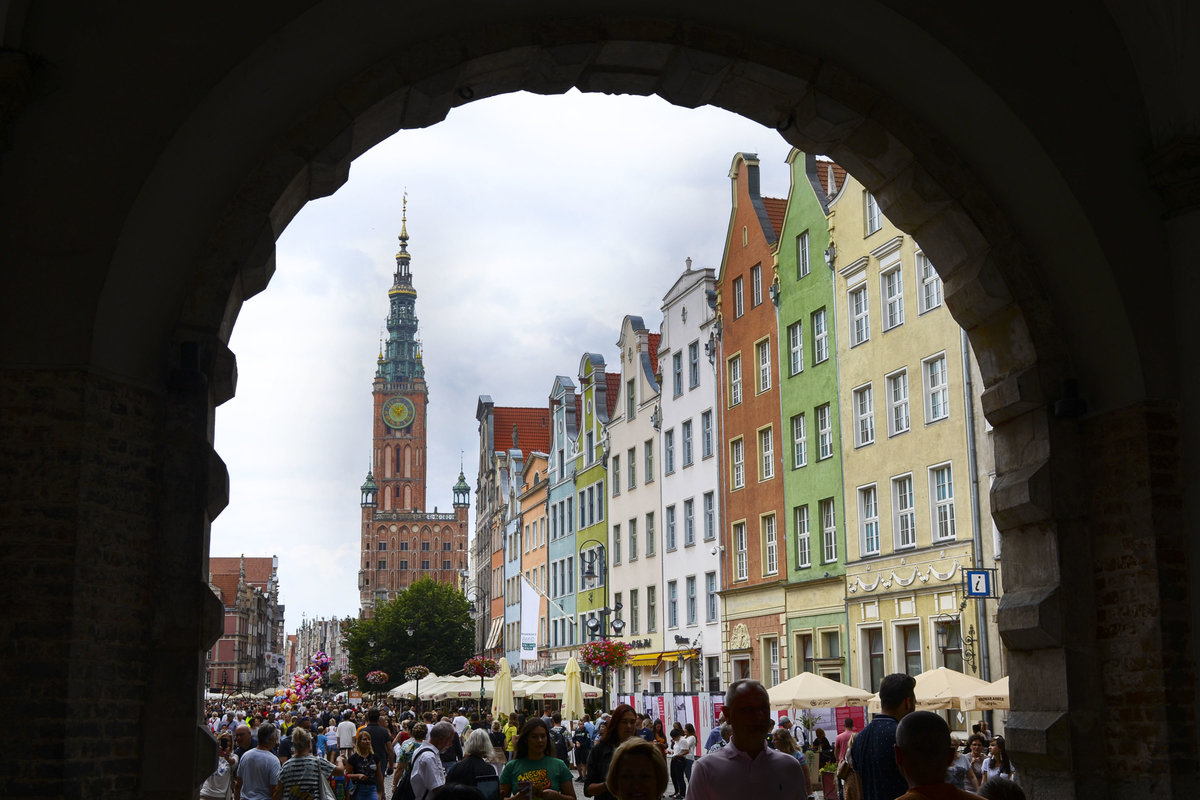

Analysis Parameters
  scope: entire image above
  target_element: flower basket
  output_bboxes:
[404,665,431,682]
[366,670,389,685]
[462,656,499,677]
[578,638,632,671]
[342,674,358,688]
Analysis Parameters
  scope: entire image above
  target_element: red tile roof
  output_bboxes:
[646,333,662,375]
[605,372,621,417]
[763,197,787,242]
[210,574,239,605]
[816,160,847,199]
[209,556,275,589]
[493,406,551,456]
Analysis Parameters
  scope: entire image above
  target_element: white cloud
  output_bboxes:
[211,89,795,631]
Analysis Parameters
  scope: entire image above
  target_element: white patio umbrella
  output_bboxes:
[387,671,440,699]
[868,667,992,711]
[767,671,874,709]
[522,674,603,700]
[961,675,1010,711]
[494,657,516,717]
[563,657,585,720]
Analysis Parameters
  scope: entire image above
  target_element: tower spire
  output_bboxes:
[380,196,423,383]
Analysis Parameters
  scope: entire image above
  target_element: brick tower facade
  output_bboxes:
[358,202,470,617]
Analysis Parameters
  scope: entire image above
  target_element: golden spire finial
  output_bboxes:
[399,191,408,242]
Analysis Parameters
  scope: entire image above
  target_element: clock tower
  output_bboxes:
[358,201,470,616]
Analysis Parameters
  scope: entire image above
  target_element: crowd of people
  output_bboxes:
[200,675,1020,800]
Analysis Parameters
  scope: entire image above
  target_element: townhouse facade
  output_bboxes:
[715,152,791,687]
[775,151,852,683]
[547,376,581,669]
[656,265,725,693]
[607,316,665,694]
[829,170,1001,689]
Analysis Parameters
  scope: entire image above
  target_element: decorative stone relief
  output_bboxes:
[728,623,751,650]
[848,560,961,593]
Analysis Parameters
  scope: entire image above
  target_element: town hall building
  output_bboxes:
[357,204,471,617]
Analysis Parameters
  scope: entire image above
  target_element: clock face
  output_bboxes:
[382,395,416,429]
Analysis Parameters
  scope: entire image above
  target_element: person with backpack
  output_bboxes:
[550,714,572,766]
[396,721,453,800]
[445,729,502,800]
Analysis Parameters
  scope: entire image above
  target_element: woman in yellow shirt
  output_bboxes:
[504,716,520,761]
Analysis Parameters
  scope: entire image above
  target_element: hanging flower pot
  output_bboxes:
[578,638,632,671]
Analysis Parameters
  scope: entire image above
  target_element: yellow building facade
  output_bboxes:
[829,173,1000,692]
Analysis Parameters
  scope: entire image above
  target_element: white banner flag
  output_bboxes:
[520,576,539,661]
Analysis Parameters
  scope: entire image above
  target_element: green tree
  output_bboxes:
[342,577,474,691]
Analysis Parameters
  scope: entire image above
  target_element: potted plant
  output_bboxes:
[819,761,838,797]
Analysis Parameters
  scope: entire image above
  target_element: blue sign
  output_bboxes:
[965,569,993,597]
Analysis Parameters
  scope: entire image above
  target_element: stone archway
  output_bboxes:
[2,6,1192,799]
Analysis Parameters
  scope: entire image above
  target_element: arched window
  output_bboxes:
[403,484,412,508]
[404,445,412,477]
[384,446,392,478]
[395,445,401,475]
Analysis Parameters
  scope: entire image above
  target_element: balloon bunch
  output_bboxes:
[281,651,333,709]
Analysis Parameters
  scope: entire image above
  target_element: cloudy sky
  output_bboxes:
[210,90,795,632]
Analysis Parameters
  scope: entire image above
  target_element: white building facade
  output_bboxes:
[607,315,665,695]
[656,265,725,693]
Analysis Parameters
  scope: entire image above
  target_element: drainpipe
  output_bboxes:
[960,330,991,681]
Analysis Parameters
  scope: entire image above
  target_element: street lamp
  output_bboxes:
[579,542,626,709]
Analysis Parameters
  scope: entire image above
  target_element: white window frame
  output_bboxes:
[788,321,803,376]
[763,514,778,575]
[612,455,620,495]
[701,411,713,458]
[883,269,903,334]
[759,426,774,481]
[664,428,675,475]
[813,308,829,363]
[860,485,880,556]
[734,522,748,580]
[688,341,700,388]
[821,498,837,563]
[924,353,949,422]
[930,463,957,542]
[613,523,622,564]
[751,264,763,307]
[667,580,678,628]
[681,419,693,466]
[666,505,677,550]
[731,437,745,489]
[817,404,833,460]
[756,338,771,393]
[794,505,811,568]
[865,191,882,235]
[684,498,695,546]
[797,231,810,278]
[733,276,744,318]
[892,474,916,549]
[850,284,870,346]
[673,351,683,397]
[629,518,638,560]
[791,413,807,468]
[686,575,697,625]
[765,636,780,686]
[703,491,715,541]
[705,572,718,622]
[887,369,911,437]
[627,447,636,489]
[917,251,943,313]
[853,383,875,447]
[728,354,742,407]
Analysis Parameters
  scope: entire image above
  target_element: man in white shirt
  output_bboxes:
[337,712,358,758]
[411,721,454,800]
[452,708,470,737]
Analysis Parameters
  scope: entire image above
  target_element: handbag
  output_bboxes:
[836,734,856,780]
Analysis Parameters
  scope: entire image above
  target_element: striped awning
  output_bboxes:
[484,617,504,650]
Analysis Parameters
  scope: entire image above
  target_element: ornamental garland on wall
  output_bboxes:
[579,638,632,671]
[462,656,499,677]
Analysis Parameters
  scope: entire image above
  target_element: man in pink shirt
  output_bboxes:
[835,717,855,764]
[685,680,808,800]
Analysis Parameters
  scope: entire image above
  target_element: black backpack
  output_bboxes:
[550,726,570,762]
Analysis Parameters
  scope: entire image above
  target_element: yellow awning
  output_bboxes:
[628,653,662,667]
